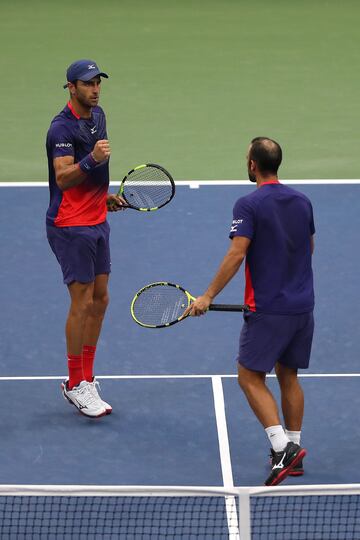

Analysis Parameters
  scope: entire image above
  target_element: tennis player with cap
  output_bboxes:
[185,137,315,486]
[46,59,125,418]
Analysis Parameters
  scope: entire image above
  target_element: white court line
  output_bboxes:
[212,376,235,487]
[1,179,360,188]
[0,373,359,381]
[211,376,239,539]
[177,179,360,189]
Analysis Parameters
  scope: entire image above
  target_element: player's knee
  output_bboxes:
[237,375,249,394]
[237,365,262,393]
[70,297,94,318]
[98,292,109,309]
[92,293,109,315]
[276,365,298,391]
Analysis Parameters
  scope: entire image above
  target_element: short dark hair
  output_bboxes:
[249,137,282,175]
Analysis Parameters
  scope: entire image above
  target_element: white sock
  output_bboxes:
[265,425,290,452]
[285,429,301,446]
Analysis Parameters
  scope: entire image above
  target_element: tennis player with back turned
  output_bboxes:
[185,137,315,486]
[46,59,125,418]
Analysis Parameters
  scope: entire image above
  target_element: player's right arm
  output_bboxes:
[54,140,111,191]
[54,155,86,190]
[183,236,250,317]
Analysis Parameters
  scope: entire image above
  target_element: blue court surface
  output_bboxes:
[0,183,359,488]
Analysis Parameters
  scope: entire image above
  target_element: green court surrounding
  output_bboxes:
[1,0,359,182]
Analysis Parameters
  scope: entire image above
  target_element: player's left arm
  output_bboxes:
[185,236,251,316]
[310,235,315,254]
[101,121,127,212]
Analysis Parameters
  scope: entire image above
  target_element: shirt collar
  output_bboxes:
[260,180,280,186]
[67,100,81,120]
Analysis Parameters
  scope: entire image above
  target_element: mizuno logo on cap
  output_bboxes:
[88,64,96,70]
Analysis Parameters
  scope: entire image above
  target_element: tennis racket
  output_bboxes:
[131,282,249,328]
[117,163,175,211]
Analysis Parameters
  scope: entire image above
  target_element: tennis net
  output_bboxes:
[0,484,359,539]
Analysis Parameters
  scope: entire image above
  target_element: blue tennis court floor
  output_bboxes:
[0,183,359,488]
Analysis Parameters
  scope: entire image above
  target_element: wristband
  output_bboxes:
[79,153,98,173]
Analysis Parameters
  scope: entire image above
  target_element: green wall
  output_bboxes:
[1,0,359,181]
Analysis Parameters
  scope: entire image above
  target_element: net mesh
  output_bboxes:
[1,488,360,539]
[251,494,360,539]
[133,285,189,326]
[122,166,174,209]
[0,495,236,539]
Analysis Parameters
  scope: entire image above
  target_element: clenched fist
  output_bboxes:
[92,139,111,162]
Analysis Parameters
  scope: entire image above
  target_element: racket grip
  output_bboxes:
[209,304,249,312]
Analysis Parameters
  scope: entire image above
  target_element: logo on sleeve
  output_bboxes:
[55,142,73,148]
[230,219,243,233]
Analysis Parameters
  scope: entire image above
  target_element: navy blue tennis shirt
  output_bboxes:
[229,181,315,314]
[46,101,109,227]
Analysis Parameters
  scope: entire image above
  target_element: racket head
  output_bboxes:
[119,163,175,211]
[131,282,194,328]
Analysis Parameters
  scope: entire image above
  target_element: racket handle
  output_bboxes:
[209,304,249,312]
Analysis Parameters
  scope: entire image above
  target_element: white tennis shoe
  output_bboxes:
[61,380,106,418]
[88,378,112,415]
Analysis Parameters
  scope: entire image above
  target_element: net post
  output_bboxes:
[238,488,251,540]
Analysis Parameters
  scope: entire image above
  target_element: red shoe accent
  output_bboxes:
[289,468,304,477]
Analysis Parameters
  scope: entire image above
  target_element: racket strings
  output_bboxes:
[133,286,189,326]
[123,166,173,209]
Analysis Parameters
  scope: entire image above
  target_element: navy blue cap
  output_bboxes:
[63,59,109,88]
